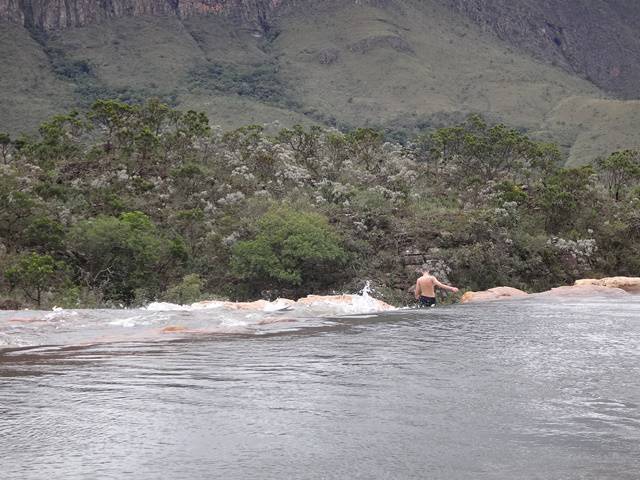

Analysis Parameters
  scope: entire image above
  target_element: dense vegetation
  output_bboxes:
[1,99,639,309]
[189,62,299,111]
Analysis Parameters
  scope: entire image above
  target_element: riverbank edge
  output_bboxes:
[461,276,640,303]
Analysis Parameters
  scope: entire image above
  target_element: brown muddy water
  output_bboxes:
[1,295,639,479]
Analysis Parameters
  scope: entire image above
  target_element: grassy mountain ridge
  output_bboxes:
[1,0,640,163]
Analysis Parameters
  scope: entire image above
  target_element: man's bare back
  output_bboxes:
[414,271,458,307]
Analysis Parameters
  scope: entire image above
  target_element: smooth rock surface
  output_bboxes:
[575,277,640,294]
[536,284,630,297]
[460,286,528,303]
[296,294,395,311]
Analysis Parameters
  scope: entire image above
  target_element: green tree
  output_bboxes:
[222,125,281,182]
[27,112,85,168]
[324,131,349,178]
[133,126,161,173]
[163,108,210,163]
[416,124,463,174]
[162,273,204,305]
[170,208,206,255]
[170,164,206,199]
[538,166,595,233]
[0,133,11,164]
[277,124,323,173]
[0,172,38,243]
[231,207,347,293]
[222,124,265,153]
[69,211,180,303]
[495,180,527,204]
[346,128,384,172]
[596,150,640,201]
[88,99,138,155]
[5,253,65,307]
[23,216,66,253]
[422,114,555,183]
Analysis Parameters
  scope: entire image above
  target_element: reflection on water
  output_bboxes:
[1,296,639,480]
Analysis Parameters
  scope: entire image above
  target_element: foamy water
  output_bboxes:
[0,286,394,350]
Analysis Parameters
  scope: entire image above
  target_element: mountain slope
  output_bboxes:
[0,21,75,133]
[1,0,640,164]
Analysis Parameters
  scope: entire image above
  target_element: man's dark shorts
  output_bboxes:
[418,296,436,308]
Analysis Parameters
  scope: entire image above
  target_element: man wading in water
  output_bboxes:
[414,269,459,307]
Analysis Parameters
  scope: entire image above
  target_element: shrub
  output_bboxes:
[68,212,180,303]
[231,207,347,294]
[189,62,298,108]
[5,252,66,307]
[162,274,205,305]
[495,180,527,204]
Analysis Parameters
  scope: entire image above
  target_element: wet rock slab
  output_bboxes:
[460,287,528,303]
[574,277,640,294]
[461,277,640,303]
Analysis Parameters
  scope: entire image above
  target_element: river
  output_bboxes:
[1,294,639,479]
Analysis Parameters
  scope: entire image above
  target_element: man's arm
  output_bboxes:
[434,277,459,293]
[414,280,421,299]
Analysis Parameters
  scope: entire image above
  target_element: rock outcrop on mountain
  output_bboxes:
[0,0,327,31]
[1,0,172,31]
[442,0,640,98]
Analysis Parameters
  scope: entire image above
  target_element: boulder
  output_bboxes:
[574,277,640,294]
[460,286,528,303]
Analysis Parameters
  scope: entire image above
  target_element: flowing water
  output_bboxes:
[1,293,639,480]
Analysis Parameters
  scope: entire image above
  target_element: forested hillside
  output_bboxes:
[1,100,639,309]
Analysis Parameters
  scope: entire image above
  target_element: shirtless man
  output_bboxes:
[414,269,459,308]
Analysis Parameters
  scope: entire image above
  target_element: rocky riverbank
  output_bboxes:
[460,277,640,303]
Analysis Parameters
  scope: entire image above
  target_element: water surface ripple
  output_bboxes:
[1,297,639,479]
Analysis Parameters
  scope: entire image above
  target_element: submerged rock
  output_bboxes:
[536,284,629,297]
[460,287,528,303]
[574,277,640,294]
[189,298,295,311]
[186,294,394,312]
[161,325,189,333]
